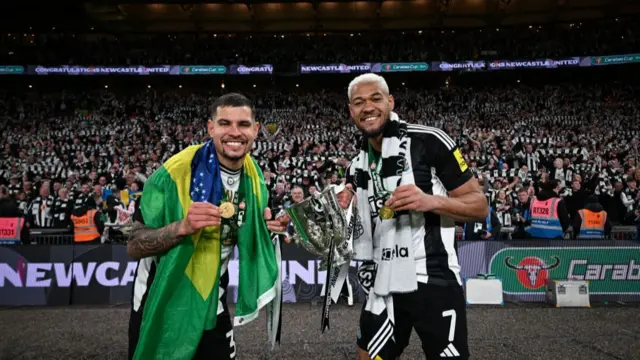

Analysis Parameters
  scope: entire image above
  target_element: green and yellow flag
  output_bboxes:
[133,143,279,359]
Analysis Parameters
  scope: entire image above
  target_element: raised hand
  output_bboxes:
[179,202,221,236]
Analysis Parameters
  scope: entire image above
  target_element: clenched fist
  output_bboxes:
[178,202,221,236]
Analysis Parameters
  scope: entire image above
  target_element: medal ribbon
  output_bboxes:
[368,144,393,222]
[222,184,244,229]
[368,144,386,197]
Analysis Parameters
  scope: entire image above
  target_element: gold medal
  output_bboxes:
[379,206,394,220]
[219,202,235,219]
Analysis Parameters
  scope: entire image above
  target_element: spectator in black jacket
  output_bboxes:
[565,179,588,220]
[511,187,532,239]
[463,205,503,241]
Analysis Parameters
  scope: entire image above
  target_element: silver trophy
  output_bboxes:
[284,184,356,266]
[278,184,357,332]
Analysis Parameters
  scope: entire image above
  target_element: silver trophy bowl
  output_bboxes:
[285,185,355,262]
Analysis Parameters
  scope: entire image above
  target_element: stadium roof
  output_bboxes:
[2,0,639,33]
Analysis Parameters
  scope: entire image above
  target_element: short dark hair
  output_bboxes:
[211,93,255,120]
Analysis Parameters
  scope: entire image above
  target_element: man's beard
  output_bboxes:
[357,114,389,138]
[220,149,246,162]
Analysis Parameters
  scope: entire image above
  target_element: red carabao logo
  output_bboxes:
[505,256,561,289]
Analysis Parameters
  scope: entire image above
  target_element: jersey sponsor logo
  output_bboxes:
[453,149,468,172]
[381,245,409,261]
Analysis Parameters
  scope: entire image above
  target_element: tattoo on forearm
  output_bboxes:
[127,221,183,259]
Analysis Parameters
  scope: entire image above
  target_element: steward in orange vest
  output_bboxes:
[71,198,104,244]
[573,195,611,239]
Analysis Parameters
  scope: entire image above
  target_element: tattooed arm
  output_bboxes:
[127,202,221,259]
[127,220,185,260]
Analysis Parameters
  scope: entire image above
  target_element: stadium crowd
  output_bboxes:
[1,76,640,241]
[1,18,638,65]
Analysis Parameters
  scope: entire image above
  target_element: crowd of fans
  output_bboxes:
[1,18,638,65]
[1,75,639,240]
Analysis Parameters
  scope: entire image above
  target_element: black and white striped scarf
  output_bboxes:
[349,112,418,359]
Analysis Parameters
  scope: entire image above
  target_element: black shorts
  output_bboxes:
[356,282,469,360]
[128,272,236,360]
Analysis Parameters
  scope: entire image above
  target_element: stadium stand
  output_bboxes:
[1,18,639,64]
[1,68,640,241]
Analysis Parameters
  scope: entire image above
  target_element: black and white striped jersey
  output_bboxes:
[52,197,74,228]
[27,196,55,228]
[347,124,475,287]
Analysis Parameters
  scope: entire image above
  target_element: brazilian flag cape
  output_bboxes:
[132,143,281,359]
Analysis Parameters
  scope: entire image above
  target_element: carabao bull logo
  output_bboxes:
[505,256,561,289]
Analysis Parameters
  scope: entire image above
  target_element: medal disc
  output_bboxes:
[219,202,235,219]
[379,206,394,220]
